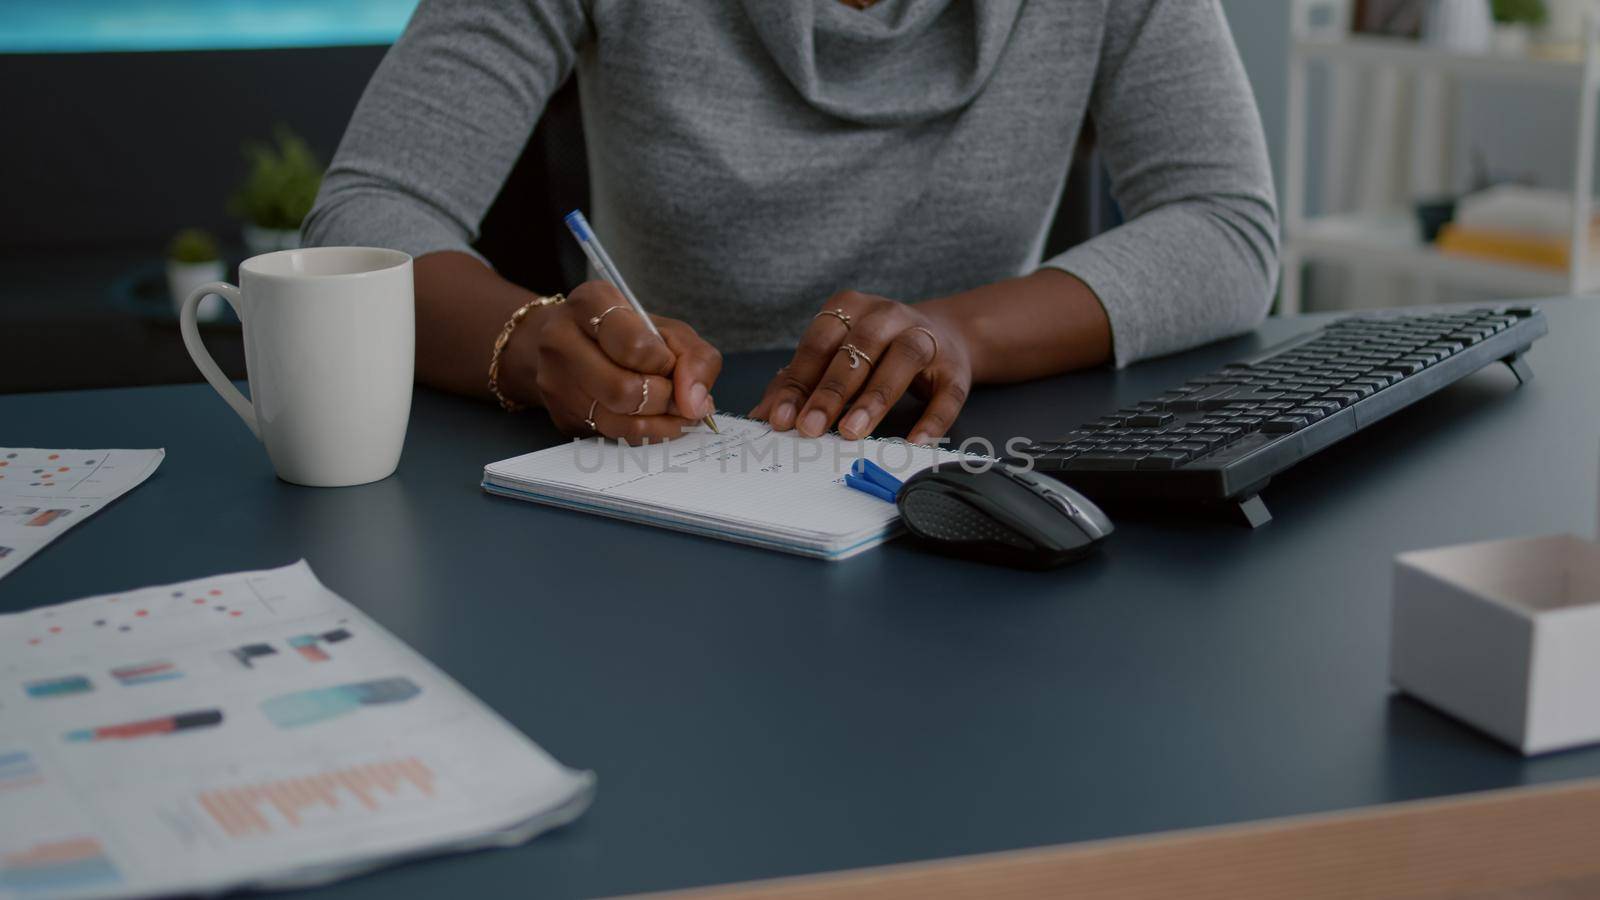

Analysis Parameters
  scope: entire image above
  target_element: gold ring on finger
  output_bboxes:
[814,308,852,330]
[910,326,938,363]
[584,400,599,433]
[632,378,649,416]
[839,343,874,369]
[589,305,628,336]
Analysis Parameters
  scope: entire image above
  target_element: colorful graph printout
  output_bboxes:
[0,562,593,897]
[0,449,163,581]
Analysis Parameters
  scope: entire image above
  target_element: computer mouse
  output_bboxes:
[897,461,1113,569]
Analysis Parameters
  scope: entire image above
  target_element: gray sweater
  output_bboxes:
[305,0,1278,366]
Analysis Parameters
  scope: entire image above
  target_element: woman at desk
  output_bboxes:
[305,0,1277,445]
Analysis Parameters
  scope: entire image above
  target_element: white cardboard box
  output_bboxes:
[1392,534,1600,755]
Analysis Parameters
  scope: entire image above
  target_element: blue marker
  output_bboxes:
[845,458,904,504]
[564,210,719,433]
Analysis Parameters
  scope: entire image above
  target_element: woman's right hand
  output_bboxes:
[502,280,722,443]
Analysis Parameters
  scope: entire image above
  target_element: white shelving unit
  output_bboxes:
[1281,0,1600,313]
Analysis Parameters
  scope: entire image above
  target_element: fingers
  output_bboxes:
[537,315,675,416]
[573,282,674,375]
[837,327,937,440]
[592,405,698,443]
[547,393,696,444]
[792,310,902,437]
[530,281,723,443]
[908,375,970,446]
[657,318,722,419]
[758,294,863,430]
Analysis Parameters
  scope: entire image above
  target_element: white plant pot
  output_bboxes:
[167,259,227,321]
[1423,0,1494,53]
[241,224,302,258]
[1491,22,1532,56]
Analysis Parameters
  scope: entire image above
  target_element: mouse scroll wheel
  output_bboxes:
[1041,490,1082,518]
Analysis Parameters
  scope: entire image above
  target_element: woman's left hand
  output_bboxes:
[751,290,972,445]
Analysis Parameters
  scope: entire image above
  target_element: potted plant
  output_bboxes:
[1491,0,1547,54]
[230,126,324,257]
[166,228,227,320]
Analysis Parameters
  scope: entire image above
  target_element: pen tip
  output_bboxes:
[706,416,720,434]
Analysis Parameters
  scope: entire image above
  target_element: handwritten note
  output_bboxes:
[483,416,967,559]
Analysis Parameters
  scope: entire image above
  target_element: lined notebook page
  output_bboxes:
[484,416,966,547]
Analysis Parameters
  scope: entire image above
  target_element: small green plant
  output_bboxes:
[1492,0,1547,24]
[168,228,221,263]
[229,126,324,230]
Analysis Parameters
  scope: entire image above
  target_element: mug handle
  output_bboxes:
[179,281,260,439]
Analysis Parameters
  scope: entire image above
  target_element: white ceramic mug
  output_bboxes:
[180,246,415,487]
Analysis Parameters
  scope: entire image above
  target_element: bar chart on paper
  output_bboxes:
[0,751,44,794]
[0,836,121,895]
[196,758,440,839]
[0,562,596,897]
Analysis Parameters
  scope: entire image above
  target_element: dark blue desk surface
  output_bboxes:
[4,300,1599,898]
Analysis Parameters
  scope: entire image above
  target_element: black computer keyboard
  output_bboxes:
[1009,306,1548,526]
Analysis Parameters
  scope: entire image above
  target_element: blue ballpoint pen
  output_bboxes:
[564,210,719,433]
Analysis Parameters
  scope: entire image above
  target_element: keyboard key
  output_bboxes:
[1262,416,1308,433]
[1287,406,1327,423]
[1127,412,1174,427]
[1136,451,1192,470]
[1220,389,1285,404]
[1067,452,1144,471]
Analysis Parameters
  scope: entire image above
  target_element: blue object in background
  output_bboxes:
[0,0,420,54]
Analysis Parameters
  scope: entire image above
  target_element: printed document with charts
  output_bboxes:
[0,449,164,581]
[483,416,968,560]
[0,562,593,899]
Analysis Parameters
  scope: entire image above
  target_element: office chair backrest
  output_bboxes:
[474,78,1119,297]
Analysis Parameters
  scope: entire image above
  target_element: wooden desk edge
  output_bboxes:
[622,775,1600,900]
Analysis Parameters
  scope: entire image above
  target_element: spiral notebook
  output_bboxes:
[482,416,966,560]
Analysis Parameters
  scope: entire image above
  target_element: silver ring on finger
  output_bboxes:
[632,378,649,416]
[910,326,938,363]
[839,343,874,370]
[589,305,628,337]
[814,308,852,330]
[584,400,599,434]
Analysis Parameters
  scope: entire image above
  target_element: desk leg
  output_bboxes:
[1502,352,1534,386]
